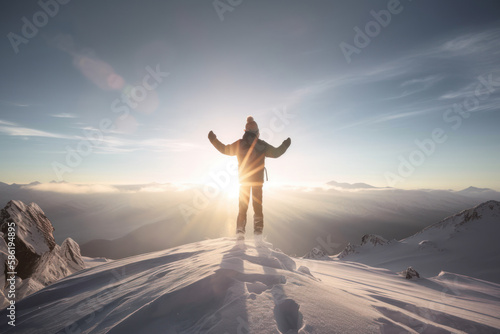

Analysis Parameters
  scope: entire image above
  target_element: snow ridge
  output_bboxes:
[415,199,500,235]
[338,200,500,283]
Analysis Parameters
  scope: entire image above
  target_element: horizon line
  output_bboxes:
[1,180,498,193]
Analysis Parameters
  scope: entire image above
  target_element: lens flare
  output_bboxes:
[74,56,125,91]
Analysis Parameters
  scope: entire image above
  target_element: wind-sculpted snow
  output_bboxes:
[1,238,499,333]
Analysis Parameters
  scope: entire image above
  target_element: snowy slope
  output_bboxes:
[1,238,499,333]
[338,200,500,283]
[82,256,111,268]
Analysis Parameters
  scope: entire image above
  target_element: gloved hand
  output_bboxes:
[208,131,216,141]
[283,137,291,147]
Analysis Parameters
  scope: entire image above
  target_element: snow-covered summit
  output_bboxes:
[1,237,499,333]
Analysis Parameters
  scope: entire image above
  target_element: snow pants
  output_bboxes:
[236,184,263,234]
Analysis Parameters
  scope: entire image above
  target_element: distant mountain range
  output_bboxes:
[327,181,496,193]
[1,181,500,259]
[458,186,495,193]
[0,180,496,193]
[327,180,378,189]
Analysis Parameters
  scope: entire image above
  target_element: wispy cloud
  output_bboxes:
[24,182,121,194]
[291,61,411,101]
[84,134,200,154]
[401,74,444,88]
[0,99,31,107]
[434,28,500,59]
[320,27,500,131]
[332,106,439,132]
[50,113,78,118]
[0,120,197,153]
[385,74,446,100]
[342,27,500,93]
[0,123,72,139]
[372,108,436,124]
[0,120,17,126]
[439,81,481,100]
[138,183,177,193]
[22,182,184,194]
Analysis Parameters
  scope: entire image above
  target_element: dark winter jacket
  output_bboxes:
[209,132,290,185]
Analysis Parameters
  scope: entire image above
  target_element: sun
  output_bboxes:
[225,180,240,199]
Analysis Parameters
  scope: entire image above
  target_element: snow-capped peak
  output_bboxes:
[414,199,500,236]
[1,200,56,256]
[360,234,387,246]
[458,186,494,193]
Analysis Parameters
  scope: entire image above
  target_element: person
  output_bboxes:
[208,116,291,239]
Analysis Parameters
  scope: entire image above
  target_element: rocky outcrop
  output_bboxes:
[337,243,357,259]
[360,234,387,247]
[0,200,56,279]
[400,267,420,279]
[303,247,333,261]
[338,234,388,258]
[0,200,86,308]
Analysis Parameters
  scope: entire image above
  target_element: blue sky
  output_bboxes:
[1,0,499,189]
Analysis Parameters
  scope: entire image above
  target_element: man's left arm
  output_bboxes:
[265,137,291,158]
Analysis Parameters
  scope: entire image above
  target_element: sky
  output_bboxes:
[0,0,499,190]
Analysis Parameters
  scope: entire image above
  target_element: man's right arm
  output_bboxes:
[208,131,238,156]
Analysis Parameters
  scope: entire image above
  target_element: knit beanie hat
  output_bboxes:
[245,116,259,133]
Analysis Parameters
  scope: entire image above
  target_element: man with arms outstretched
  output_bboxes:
[208,116,291,239]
